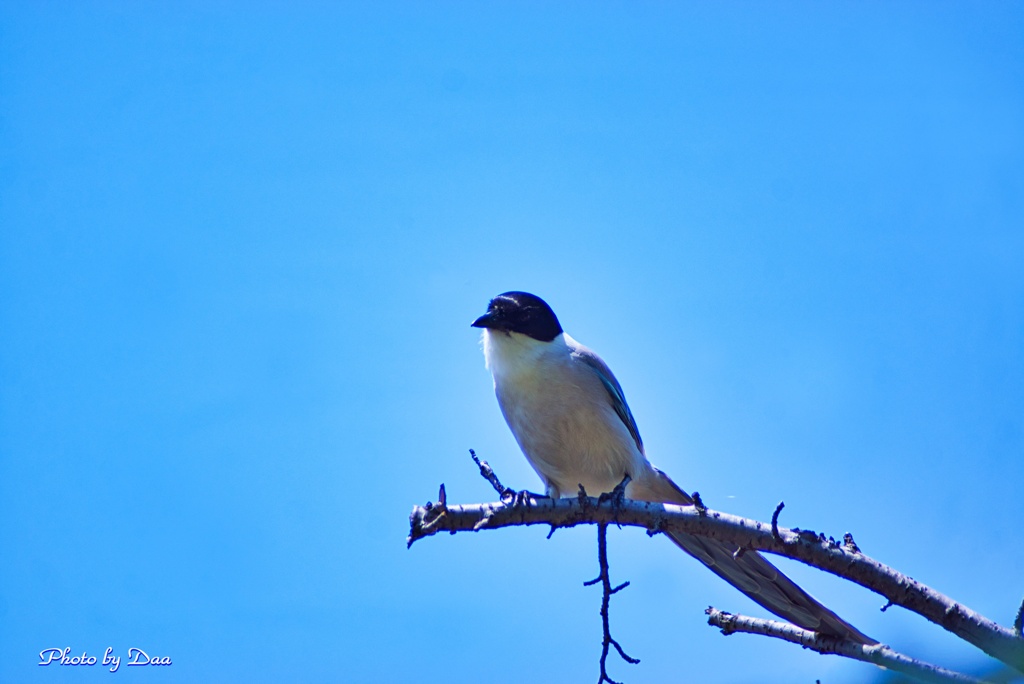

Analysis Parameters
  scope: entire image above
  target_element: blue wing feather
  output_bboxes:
[569,342,644,454]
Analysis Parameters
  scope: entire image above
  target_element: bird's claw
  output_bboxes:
[597,473,632,511]
[503,488,547,507]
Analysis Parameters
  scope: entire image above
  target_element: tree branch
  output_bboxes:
[705,608,987,684]
[469,448,514,501]
[584,523,639,684]
[408,491,1024,673]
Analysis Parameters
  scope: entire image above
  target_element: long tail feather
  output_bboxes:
[668,529,875,644]
[630,468,875,645]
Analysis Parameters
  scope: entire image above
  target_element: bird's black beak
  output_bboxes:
[471,311,498,329]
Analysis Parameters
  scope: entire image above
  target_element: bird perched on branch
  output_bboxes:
[472,290,874,644]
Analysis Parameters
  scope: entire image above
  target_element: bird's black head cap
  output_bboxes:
[471,291,563,342]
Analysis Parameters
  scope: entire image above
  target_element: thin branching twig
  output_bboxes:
[584,523,639,684]
[706,608,987,684]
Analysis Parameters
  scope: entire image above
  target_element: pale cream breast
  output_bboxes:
[483,329,645,498]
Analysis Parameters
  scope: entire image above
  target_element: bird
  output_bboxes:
[472,290,874,644]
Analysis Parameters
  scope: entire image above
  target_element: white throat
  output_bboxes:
[481,329,571,380]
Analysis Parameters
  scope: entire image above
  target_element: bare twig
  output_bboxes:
[584,524,639,684]
[469,449,514,501]
[771,501,785,541]
[406,484,450,548]
[705,608,987,684]
[408,494,1024,672]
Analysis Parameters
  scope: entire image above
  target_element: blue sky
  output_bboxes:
[1,3,1022,682]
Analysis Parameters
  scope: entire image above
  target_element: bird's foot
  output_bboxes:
[504,488,547,507]
[597,473,632,511]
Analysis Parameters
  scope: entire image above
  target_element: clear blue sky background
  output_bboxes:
[1,3,1022,683]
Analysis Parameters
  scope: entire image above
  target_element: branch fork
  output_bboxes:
[408,453,1024,682]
